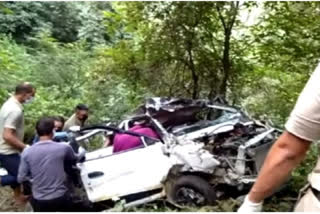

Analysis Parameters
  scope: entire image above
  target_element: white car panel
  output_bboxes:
[79,142,172,202]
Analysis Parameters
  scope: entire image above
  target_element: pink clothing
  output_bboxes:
[113,125,159,153]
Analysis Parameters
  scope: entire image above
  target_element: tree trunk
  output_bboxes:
[187,45,199,99]
[220,30,231,98]
[216,2,239,99]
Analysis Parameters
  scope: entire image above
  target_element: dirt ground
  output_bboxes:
[0,187,31,212]
[0,185,297,212]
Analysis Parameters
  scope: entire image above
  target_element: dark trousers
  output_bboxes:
[0,153,20,188]
[31,193,73,212]
[31,193,92,212]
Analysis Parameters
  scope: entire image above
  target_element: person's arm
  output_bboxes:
[249,131,311,202]
[3,128,26,151]
[17,151,31,183]
[103,136,111,148]
[238,131,311,212]
[3,110,26,151]
[65,144,79,163]
[63,144,84,179]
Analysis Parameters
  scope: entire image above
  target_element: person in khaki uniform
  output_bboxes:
[0,83,36,205]
[63,104,89,131]
[238,64,320,212]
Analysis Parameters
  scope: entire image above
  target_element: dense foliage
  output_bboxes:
[0,1,320,211]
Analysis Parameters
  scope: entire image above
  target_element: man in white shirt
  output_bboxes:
[0,82,36,205]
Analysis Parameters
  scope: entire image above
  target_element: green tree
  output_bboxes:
[234,2,320,125]
[0,2,112,44]
[102,2,253,100]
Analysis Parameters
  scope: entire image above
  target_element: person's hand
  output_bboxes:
[237,195,263,212]
[77,148,86,163]
[23,144,30,151]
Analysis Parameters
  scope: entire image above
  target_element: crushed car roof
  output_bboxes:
[132,97,252,128]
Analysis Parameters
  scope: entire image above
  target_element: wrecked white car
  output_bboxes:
[71,97,281,209]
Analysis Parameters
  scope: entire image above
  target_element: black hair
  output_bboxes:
[36,117,55,137]
[15,83,35,95]
[53,116,65,125]
[75,104,89,111]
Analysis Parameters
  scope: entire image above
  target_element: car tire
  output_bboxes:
[166,175,216,207]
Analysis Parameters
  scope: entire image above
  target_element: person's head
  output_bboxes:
[53,116,65,132]
[14,82,36,104]
[75,104,89,123]
[36,117,55,138]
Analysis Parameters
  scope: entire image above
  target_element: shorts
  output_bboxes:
[0,153,20,188]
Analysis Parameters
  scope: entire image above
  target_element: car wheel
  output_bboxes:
[166,175,216,207]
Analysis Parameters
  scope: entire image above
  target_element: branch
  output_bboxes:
[204,28,223,61]
[227,2,240,32]
[216,4,227,31]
